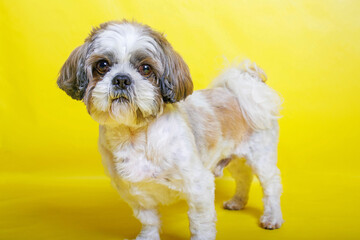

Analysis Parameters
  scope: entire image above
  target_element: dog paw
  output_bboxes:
[223,198,247,210]
[260,213,283,230]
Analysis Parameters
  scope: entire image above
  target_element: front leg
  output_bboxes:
[185,169,217,240]
[114,180,161,240]
[132,207,160,240]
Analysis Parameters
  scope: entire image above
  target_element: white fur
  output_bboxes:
[68,23,284,239]
[96,61,283,238]
[93,23,159,61]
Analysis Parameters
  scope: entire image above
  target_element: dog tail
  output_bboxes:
[211,60,282,130]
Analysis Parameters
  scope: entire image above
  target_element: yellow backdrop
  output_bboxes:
[1,0,359,239]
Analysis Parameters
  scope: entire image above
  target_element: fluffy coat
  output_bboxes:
[58,20,283,240]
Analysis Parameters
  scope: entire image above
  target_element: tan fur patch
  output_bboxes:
[184,100,220,151]
[202,88,250,142]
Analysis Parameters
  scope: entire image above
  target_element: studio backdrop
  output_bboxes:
[0,0,359,239]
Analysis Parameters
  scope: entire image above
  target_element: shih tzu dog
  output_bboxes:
[57,20,283,240]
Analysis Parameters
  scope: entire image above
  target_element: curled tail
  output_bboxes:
[211,60,282,130]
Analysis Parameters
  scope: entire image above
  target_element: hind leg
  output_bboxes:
[245,128,284,229]
[251,163,283,229]
[223,158,253,210]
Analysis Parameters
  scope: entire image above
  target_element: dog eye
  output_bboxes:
[138,64,152,77]
[96,60,110,74]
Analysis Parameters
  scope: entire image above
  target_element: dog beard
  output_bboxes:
[109,97,137,126]
[88,82,162,127]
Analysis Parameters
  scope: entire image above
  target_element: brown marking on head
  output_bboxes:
[147,28,193,103]
[129,50,161,84]
[57,42,90,100]
[80,54,112,113]
[57,21,124,101]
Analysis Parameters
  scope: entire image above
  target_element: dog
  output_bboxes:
[57,20,283,240]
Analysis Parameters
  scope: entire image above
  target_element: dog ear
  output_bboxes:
[152,32,193,103]
[160,48,193,103]
[57,43,89,100]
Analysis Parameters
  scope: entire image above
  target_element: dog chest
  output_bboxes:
[99,125,171,183]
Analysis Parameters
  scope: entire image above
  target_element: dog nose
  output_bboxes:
[112,74,132,89]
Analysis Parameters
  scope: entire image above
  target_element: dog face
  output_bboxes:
[58,21,193,126]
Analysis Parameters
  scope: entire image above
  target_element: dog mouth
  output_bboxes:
[113,96,129,103]
[110,91,130,103]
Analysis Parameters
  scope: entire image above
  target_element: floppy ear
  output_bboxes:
[153,32,193,103]
[57,43,89,100]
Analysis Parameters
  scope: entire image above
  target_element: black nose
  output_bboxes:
[112,74,132,89]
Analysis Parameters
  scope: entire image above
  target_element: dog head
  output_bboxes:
[58,20,193,127]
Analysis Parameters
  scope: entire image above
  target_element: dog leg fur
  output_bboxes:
[185,168,217,240]
[244,127,284,229]
[223,158,253,210]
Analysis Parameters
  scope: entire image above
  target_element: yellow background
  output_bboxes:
[1,0,360,239]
